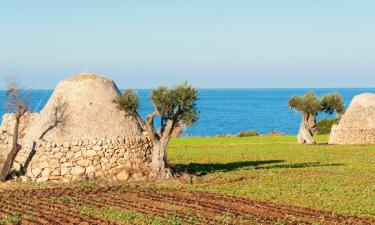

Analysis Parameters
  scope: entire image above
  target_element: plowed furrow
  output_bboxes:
[7,192,115,225]
[1,185,374,225]
[126,189,276,224]
[131,189,295,225]
[70,191,207,225]
[0,203,45,225]
[1,197,68,224]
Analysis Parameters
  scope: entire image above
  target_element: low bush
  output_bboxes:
[237,130,259,137]
[317,118,340,134]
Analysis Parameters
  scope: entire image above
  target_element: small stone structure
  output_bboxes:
[0,74,152,182]
[329,93,375,145]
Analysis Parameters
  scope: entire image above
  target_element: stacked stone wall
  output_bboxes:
[0,134,152,182]
[329,126,375,145]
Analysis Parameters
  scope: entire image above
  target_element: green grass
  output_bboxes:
[166,135,375,218]
[170,134,328,145]
[0,212,21,225]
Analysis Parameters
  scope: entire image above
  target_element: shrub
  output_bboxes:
[237,130,259,137]
[317,118,340,134]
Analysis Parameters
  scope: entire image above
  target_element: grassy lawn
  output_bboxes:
[166,135,375,218]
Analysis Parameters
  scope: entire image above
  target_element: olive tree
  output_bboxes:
[288,91,344,144]
[114,82,199,178]
[0,76,30,182]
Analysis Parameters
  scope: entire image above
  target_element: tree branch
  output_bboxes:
[146,111,159,143]
[134,111,146,131]
[160,119,174,142]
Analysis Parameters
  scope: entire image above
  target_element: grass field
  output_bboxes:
[167,135,375,218]
[1,135,375,224]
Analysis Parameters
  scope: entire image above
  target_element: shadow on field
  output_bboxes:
[175,160,344,176]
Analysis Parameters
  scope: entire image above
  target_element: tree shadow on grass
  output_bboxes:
[174,160,344,176]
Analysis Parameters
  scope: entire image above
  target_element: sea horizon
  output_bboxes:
[1,88,374,136]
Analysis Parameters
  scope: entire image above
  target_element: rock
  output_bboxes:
[60,157,67,163]
[51,169,60,176]
[61,167,70,176]
[77,159,91,167]
[70,166,85,175]
[37,161,49,169]
[86,165,96,173]
[61,162,73,168]
[131,171,144,180]
[49,159,60,168]
[116,171,130,181]
[53,152,64,159]
[40,168,51,182]
[95,171,104,177]
[66,151,75,159]
[31,168,42,177]
[83,150,96,158]
[73,151,82,159]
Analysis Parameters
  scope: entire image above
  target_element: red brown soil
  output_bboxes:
[0,185,373,225]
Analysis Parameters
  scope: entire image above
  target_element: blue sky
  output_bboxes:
[0,1,374,89]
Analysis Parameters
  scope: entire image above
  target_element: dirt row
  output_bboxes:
[0,185,374,225]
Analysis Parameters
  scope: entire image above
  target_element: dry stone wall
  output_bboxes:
[0,131,152,182]
[329,126,375,145]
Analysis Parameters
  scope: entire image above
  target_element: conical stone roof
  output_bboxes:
[22,74,141,145]
[329,93,375,144]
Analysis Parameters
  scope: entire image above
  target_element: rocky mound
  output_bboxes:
[329,93,375,145]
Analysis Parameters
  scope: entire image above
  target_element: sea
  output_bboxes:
[0,88,374,136]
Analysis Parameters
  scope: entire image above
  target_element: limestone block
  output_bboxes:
[86,165,96,173]
[116,171,129,181]
[77,159,91,167]
[83,150,96,158]
[71,166,85,175]
[31,168,42,178]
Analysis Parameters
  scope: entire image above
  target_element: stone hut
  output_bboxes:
[0,74,152,182]
[329,93,375,145]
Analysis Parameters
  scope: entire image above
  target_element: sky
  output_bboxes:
[0,0,374,89]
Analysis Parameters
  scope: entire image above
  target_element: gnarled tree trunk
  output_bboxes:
[145,113,174,179]
[0,115,22,182]
[297,113,317,144]
[150,138,172,178]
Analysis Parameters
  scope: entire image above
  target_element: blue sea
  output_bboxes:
[0,88,374,136]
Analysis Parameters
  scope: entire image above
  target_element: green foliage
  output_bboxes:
[151,82,199,126]
[288,91,344,116]
[320,93,345,114]
[288,92,321,115]
[317,118,339,134]
[237,130,259,137]
[114,89,140,115]
[0,212,21,225]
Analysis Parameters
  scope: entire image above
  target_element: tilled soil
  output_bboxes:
[0,185,373,225]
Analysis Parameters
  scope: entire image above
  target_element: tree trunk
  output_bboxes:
[149,119,174,179]
[0,115,22,182]
[150,139,172,178]
[297,113,317,144]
